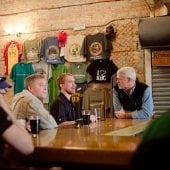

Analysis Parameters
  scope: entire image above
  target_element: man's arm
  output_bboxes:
[132,87,154,119]
[113,87,154,119]
[112,88,122,112]
[2,124,34,155]
[29,101,58,129]
[0,96,34,155]
[58,121,75,126]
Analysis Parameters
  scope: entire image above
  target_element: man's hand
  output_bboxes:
[115,108,126,119]
[115,108,132,119]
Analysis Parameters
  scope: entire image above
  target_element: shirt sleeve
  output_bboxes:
[132,87,154,119]
[29,101,58,129]
[112,88,122,112]
[0,107,13,135]
[50,100,68,124]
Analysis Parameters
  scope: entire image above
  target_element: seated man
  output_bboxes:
[113,66,154,119]
[50,73,77,126]
[11,73,58,129]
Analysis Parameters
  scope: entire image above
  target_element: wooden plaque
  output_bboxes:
[152,51,170,66]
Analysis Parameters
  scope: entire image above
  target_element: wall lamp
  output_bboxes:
[16,32,22,37]
[5,23,25,37]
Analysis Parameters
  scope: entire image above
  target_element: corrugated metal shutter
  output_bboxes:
[152,66,170,116]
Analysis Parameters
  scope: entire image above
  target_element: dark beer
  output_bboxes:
[82,114,90,125]
[30,117,40,136]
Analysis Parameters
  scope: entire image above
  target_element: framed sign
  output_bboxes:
[152,51,170,66]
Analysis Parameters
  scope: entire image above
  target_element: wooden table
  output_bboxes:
[5,118,151,170]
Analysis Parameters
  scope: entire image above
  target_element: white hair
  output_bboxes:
[117,66,136,81]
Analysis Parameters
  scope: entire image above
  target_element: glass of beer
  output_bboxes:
[82,110,91,125]
[29,115,40,137]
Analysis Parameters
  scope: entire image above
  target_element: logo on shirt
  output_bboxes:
[27,47,38,59]
[89,42,102,56]
[69,43,81,57]
[46,45,59,60]
[96,70,106,81]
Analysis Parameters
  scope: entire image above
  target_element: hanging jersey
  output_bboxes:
[64,35,86,62]
[71,83,87,119]
[3,41,22,76]
[82,87,111,119]
[40,37,64,64]
[48,64,68,107]
[10,63,34,94]
[82,32,113,61]
[68,62,91,83]
[22,39,41,63]
[86,59,118,83]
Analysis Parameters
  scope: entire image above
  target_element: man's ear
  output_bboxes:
[27,86,32,91]
[59,83,63,89]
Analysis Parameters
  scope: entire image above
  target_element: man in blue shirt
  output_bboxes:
[113,66,154,119]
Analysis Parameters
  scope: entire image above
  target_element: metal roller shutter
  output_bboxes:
[152,66,170,116]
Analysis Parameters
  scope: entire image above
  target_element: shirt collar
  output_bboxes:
[123,82,136,96]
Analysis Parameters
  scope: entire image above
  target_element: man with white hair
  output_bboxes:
[113,66,154,119]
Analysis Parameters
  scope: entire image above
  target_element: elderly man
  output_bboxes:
[113,66,154,119]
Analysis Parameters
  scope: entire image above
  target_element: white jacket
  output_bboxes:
[11,90,58,129]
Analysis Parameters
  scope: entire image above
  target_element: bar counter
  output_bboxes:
[5,118,151,169]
